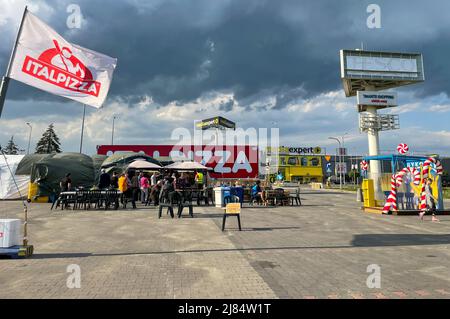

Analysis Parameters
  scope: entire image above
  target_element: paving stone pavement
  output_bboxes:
[1,189,449,299]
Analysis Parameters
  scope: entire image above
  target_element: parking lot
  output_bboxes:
[1,189,449,299]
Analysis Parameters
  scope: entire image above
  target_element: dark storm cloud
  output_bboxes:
[2,0,450,107]
[218,98,235,112]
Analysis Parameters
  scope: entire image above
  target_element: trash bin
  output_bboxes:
[230,186,244,206]
[214,187,231,208]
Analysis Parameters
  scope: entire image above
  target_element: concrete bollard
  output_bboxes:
[356,188,363,202]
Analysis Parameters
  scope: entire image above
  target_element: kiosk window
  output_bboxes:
[310,157,319,166]
[288,157,298,166]
[301,157,308,166]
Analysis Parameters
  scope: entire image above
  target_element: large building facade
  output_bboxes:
[265,146,324,183]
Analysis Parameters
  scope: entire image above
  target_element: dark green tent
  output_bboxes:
[92,154,108,184]
[15,154,50,175]
[101,152,161,174]
[30,153,95,196]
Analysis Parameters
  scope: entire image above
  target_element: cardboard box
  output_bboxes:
[0,219,21,248]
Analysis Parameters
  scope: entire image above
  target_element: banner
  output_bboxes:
[357,91,398,108]
[8,11,117,108]
[97,145,259,179]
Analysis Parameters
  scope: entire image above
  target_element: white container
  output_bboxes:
[0,219,21,248]
[213,187,230,208]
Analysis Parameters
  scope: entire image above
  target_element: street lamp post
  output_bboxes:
[341,133,348,185]
[26,122,32,155]
[328,137,342,190]
[111,115,117,145]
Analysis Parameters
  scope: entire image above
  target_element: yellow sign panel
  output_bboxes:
[226,203,241,214]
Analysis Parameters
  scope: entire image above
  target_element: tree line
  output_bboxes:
[0,124,62,155]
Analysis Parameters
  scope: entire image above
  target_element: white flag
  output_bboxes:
[8,11,117,108]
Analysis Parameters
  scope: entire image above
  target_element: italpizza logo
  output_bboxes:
[21,40,101,97]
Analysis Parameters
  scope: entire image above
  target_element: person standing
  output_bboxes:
[110,172,119,189]
[149,180,163,206]
[130,171,140,209]
[140,173,150,203]
[150,172,157,187]
[60,173,72,192]
[118,173,128,207]
[420,178,440,222]
[98,169,111,189]
[195,170,204,190]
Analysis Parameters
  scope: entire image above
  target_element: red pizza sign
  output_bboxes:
[8,11,117,108]
[97,145,259,179]
[22,40,101,97]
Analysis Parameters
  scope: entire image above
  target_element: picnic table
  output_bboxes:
[263,188,301,206]
[52,189,122,210]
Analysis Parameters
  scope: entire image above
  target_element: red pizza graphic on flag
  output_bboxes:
[21,40,101,97]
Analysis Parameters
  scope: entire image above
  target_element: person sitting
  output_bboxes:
[251,180,265,205]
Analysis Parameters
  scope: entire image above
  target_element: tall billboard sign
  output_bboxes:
[340,50,424,97]
[195,116,236,130]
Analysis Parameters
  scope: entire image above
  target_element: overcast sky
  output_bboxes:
[1,0,450,156]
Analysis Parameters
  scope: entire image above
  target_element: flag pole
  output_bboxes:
[0,6,28,118]
[79,104,86,153]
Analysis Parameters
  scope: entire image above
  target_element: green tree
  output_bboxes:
[35,124,62,154]
[1,136,22,155]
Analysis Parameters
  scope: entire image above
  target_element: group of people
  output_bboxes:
[95,169,206,209]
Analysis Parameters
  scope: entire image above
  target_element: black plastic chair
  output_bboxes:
[87,190,103,209]
[104,190,120,210]
[250,193,263,206]
[289,188,302,206]
[178,190,194,218]
[274,188,288,206]
[224,195,241,205]
[222,196,242,231]
[158,190,180,218]
[61,192,77,210]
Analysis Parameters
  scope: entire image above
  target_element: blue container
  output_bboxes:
[230,186,244,206]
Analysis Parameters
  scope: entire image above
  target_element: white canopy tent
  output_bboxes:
[164,161,212,170]
[0,155,29,200]
[127,160,161,170]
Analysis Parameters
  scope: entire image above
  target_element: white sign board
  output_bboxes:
[335,163,347,174]
[357,91,398,108]
[345,56,418,78]
[340,50,424,97]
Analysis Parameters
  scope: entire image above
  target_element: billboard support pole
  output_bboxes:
[365,93,383,201]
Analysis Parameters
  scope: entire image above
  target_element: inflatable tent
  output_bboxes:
[30,152,96,197]
[0,155,29,200]
[101,152,161,174]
